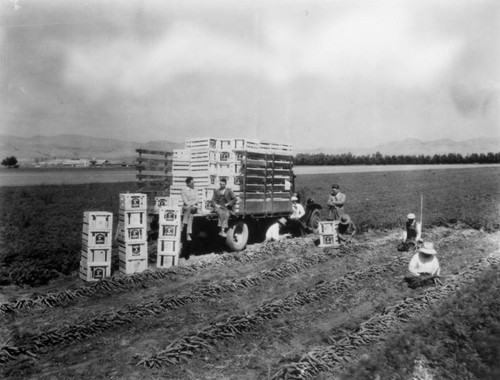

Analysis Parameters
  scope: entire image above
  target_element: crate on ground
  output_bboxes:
[119,193,147,210]
[118,210,147,227]
[116,225,147,242]
[158,206,182,225]
[157,254,178,269]
[157,238,181,255]
[118,241,148,259]
[83,211,113,231]
[319,234,339,247]
[82,230,112,247]
[118,257,148,275]
[79,262,111,282]
[159,223,181,239]
[81,247,112,263]
[318,221,338,234]
[154,196,182,213]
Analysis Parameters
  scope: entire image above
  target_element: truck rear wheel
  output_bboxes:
[308,209,321,234]
[226,221,249,251]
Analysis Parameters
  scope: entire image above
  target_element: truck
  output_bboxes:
[136,138,322,252]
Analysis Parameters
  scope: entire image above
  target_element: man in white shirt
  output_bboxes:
[288,196,308,237]
[181,177,200,241]
[408,242,441,276]
[264,218,290,243]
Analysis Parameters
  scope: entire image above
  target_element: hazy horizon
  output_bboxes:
[1,0,499,151]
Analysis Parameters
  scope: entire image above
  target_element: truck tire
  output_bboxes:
[308,209,321,234]
[226,221,249,251]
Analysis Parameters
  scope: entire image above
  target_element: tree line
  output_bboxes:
[294,152,500,166]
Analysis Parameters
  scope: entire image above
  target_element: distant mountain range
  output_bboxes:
[0,134,498,162]
[299,137,500,156]
[0,134,183,162]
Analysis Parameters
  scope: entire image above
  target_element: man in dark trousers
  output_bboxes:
[211,178,237,237]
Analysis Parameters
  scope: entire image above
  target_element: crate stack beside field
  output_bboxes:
[117,193,149,275]
[170,138,293,215]
[156,203,183,269]
[80,211,113,282]
[318,221,340,248]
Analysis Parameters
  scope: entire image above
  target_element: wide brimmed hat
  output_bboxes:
[278,217,287,225]
[419,242,437,255]
[291,196,298,202]
[407,213,416,219]
[339,214,351,225]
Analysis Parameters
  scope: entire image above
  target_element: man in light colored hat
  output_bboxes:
[264,218,291,243]
[337,214,356,244]
[397,213,422,252]
[408,242,440,276]
[288,195,308,237]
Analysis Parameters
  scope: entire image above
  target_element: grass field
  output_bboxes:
[0,166,499,379]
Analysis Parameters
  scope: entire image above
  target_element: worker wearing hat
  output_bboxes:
[326,184,346,221]
[264,218,291,243]
[288,195,309,237]
[397,213,422,252]
[408,242,441,276]
[337,214,357,244]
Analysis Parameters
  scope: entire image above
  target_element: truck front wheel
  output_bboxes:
[226,221,249,251]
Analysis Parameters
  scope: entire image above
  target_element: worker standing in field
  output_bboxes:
[264,218,291,243]
[408,242,441,276]
[211,178,237,237]
[337,214,356,244]
[397,213,422,252]
[326,184,346,221]
[181,177,200,241]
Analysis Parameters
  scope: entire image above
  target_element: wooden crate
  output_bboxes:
[318,221,338,234]
[83,212,113,231]
[81,247,111,263]
[157,254,178,269]
[319,234,339,248]
[158,206,182,225]
[116,226,147,243]
[118,241,148,259]
[118,257,148,275]
[159,223,181,239]
[157,238,181,255]
[79,263,111,282]
[118,210,147,227]
[119,193,147,211]
[82,230,112,247]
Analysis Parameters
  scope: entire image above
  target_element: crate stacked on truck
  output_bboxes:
[169,137,293,216]
[136,149,173,197]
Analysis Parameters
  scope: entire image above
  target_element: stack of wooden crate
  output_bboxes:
[156,204,183,268]
[117,193,149,274]
[80,211,113,282]
[170,138,293,214]
[318,221,340,247]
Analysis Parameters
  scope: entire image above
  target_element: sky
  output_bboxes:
[0,0,499,151]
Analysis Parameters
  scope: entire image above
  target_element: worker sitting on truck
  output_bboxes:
[211,178,237,237]
[181,176,200,241]
[264,218,291,243]
[288,196,308,237]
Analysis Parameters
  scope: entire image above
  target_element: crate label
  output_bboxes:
[162,225,178,237]
[129,228,143,240]
[92,267,105,280]
[93,232,108,245]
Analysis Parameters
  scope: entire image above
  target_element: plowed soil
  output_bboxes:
[1,227,499,380]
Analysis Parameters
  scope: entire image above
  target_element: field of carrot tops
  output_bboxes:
[0,166,499,379]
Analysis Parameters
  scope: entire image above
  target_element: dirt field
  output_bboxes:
[1,226,499,380]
